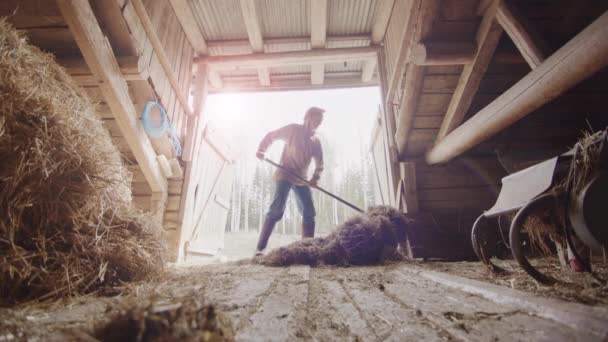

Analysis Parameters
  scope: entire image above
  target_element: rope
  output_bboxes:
[141,101,182,157]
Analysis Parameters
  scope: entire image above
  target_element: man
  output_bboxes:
[254,107,325,256]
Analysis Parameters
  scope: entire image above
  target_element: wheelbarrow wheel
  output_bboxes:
[509,193,557,285]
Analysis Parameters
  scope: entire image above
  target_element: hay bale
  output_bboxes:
[0,20,163,305]
[257,206,410,267]
[95,299,233,342]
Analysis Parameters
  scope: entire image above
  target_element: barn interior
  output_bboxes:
[1,0,607,340]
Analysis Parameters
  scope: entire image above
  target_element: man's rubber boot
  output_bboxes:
[256,217,278,253]
[302,222,315,238]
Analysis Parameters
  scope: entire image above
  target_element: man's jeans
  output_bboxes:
[256,180,316,250]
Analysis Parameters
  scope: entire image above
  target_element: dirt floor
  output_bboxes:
[1,257,607,341]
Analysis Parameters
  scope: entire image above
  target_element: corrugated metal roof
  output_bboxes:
[208,45,252,56]
[258,0,310,38]
[328,0,378,35]
[190,0,248,40]
[189,0,383,90]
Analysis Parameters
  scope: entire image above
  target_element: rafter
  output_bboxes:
[239,0,271,86]
[426,11,608,164]
[496,0,549,69]
[435,1,503,142]
[206,34,371,49]
[208,73,378,93]
[57,0,167,193]
[310,0,327,85]
[362,0,395,82]
[168,0,208,55]
[196,46,379,70]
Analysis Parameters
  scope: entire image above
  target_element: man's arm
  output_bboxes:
[310,139,324,186]
[256,124,293,159]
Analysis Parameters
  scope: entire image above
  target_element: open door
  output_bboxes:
[369,106,395,206]
[180,125,234,260]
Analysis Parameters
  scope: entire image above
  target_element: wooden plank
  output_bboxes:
[310,0,327,48]
[411,42,477,66]
[168,0,208,54]
[198,47,379,70]
[418,186,496,202]
[58,56,144,79]
[360,57,377,82]
[133,195,152,210]
[21,27,80,56]
[427,10,608,165]
[412,115,444,129]
[385,0,420,104]
[416,93,452,114]
[239,0,271,86]
[90,0,136,56]
[496,0,548,69]
[422,74,460,93]
[131,0,193,118]
[121,0,147,54]
[127,165,146,183]
[394,0,439,159]
[168,179,184,195]
[401,162,418,213]
[58,0,166,194]
[310,0,327,85]
[211,74,378,93]
[166,195,181,211]
[1,0,64,28]
[183,64,208,161]
[435,1,503,141]
[132,181,152,196]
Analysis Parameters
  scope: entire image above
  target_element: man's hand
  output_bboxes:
[308,179,318,188]
[256,151,265,160]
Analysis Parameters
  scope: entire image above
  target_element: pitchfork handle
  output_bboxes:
[263,158,364,213]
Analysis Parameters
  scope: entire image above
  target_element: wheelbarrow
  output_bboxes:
[472,129,608,284]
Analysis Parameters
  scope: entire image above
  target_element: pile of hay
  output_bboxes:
[0,20,163,304]
[257,206,410,267]
[94,299,233,342]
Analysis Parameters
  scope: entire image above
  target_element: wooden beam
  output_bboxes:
[183,64,208,161]
[58,55,147,80]
[435,2,503,142]
[426,11,608,165]
[394,0,439,159]
[410,42,477,66]
[361,57,377,82]
[208,69,223,88]
[196,47,379,70]
[385,0,420,106]
[208,74,378,93]
[90,0,136,56]
[371,0,396,44]
[310,0,327,85]
[239,0,270,86]
[169,0,208,55]
[57,0,167,193]
[400,162,418,213]
[130,0,194,117]
[495,0,549,69]
[206,34,371,49]
[362,0,395,82]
